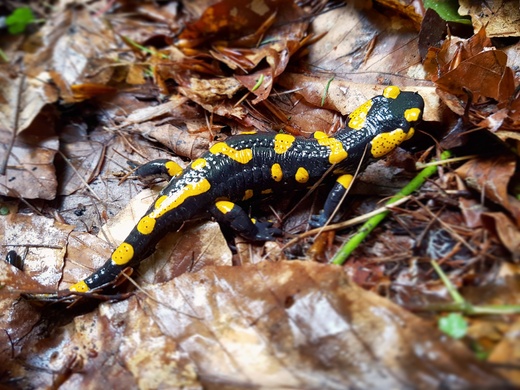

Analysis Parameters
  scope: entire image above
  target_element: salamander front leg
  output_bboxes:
[210,201,281,241]
[134,159,183,182]
[309,174,353,228]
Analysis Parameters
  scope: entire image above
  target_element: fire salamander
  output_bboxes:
[69,86,424,293]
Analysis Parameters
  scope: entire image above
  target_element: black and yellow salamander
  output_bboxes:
[69,86,424,293]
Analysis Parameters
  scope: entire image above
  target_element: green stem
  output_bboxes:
[331,150,452,265]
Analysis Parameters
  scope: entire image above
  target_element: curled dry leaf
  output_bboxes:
[172,0,309,106]
[3,261,509,388]
[455,156,520,226]
[424,27,517,128]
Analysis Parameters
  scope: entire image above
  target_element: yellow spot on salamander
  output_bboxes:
[261,189,273,194]
[191,158,207,170]
[69,280,90,293]
[111,242,135,266]
[240,130,257,135]
[165,161,183,177]
[404,108,421,123]
[405,127,414,140]
[137,215,156,235]
[215,200,235,214]
[295,167,309,183]
[210,142,253,164]
[383,86,401,99]
[317,136,348,164]
[348,99,373,130]
[274,134,295,154]
[243,189,253,200]
[149,178,212,219]
[313,131,328,140]
[370,128,407,158]
[271,163,283,182]
[336,174,353,189]
[155,195,168,209]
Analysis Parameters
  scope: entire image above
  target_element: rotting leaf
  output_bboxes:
[4,262,510,388]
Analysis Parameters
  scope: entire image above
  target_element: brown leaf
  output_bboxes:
[481,212,520,258]
[456,156,520,226]
[459,0,520,38]
[5,262,509,388]
[24,5,119,103]
[139,221,232,284]
[0,214,74,292]
[139,122,211,160]
[435,49,515,102]
[0,71,58,135]
[58,141,105,196]
[488,317,520,386]
[0,118,59,199]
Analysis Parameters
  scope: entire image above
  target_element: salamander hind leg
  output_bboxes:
[309,174,353,228]
[210,200,281,241]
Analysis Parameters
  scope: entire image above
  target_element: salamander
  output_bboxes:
[69,86,424,293]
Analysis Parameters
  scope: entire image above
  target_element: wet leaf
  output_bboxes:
[3,262,509,389]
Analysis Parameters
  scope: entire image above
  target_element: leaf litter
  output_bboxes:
[1,0,520,388]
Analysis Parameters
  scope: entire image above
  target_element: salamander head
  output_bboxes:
[346,86,425,158]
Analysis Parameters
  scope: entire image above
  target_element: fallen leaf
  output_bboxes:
[6,261,509,388]
[459,0,520,37]
[456,156,520,226]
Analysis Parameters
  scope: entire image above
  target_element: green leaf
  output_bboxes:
[424,0,471,25]
[6,7,35,34]
[439,313,468,339]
